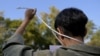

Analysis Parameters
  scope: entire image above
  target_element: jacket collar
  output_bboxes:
[61,44,100,54]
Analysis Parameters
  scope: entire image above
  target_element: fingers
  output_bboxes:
[25,8,37,19]
[26,8,37,15]
[32,8,37,15]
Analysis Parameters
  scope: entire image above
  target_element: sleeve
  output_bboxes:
[2,34,24,50]
[2,34,34,56]
[2,34,52,56]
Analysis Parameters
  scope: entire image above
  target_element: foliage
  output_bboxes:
[86,21,95,38]
[88,29,100,47]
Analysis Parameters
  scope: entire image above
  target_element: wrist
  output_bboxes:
[25,16,33,20]
[24,17,31,22]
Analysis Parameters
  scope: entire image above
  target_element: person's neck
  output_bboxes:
[64,37,84,47]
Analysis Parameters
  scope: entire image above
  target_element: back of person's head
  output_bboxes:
[54,8,88,38]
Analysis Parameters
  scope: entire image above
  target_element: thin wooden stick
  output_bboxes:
[17,7,31,9]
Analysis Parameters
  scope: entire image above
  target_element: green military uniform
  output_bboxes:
[2,34,100,56]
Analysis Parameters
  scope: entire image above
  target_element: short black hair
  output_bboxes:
[54,8,88,38]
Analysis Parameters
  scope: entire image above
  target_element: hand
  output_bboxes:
[15,9,36,35]
[25,8,36,20]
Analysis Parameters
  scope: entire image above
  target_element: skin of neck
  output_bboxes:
[62,36,84,47]
[57,27,84,47]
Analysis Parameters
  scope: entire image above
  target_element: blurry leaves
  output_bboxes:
[85,21,95,39]
[0,17,4,21]
[88,29,100,47]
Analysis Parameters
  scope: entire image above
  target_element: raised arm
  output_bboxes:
[2,9,37,56]
[15,9,36,35]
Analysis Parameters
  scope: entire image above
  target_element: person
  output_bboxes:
[2,8,100,56]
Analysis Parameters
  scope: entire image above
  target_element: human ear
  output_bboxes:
[57,27,63,34]
[57,27,64,39]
